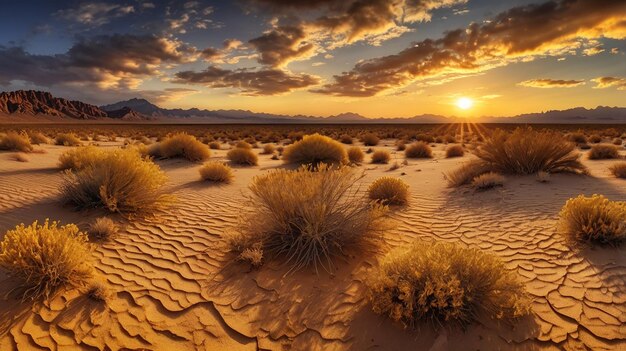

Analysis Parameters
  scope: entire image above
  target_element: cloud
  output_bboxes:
[518,79,586,88]
[314,0,626,97]
[592,76,626,90]
[55,2,135,27]
[249,26,316,67]
[173,66,319,95]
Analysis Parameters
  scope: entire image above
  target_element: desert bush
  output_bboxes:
[261,144,275,154]
[475,127,586,174]
[569,133,587,144]
[208,141,221,150]
[61,148,169,217]
[58,146,105,170]
[613,138,623,146]
[55,133,81,146]
[589,134,602,143]
[368,177,409,206]
[86,281,111,302]
[371,150,391,164]
[405,142,432,159]
[361,133,380,146]
[445,159,491,187]
[588,144,619,160]
[0,219,94,300]
[0,131,33,152]
[415,134,434,143]
[558,194,626,246]
[282,133,347,166]
[89,217,119,241]
[367,241,529,329]
[236,141,253,149]
[156,133,211,161]
[347,146,364,164]
[396,140,406,151]
[230,165,385,272]
[340,134,353,144]
[445,135,456,143]
[472,172,505,190]
[445,145,464,158]
[609,162,626,178]
[29,132,49,145]
[227,147,258,165]
[199,161,234,183]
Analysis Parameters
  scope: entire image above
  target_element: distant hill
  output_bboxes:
[1,90,625,123]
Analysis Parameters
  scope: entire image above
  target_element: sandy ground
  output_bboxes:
[0,139,625,351]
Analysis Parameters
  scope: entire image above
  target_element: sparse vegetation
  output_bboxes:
[371,150,391,164]
[347,146,364,164]
[609,162,626,178]
[0,131,33,152]
[261,144,275,154]
[199,161,234,183]
[405,142,432,159]
[472,172,505,190]
[154,133,211,161]
[55,133,81,146]
[361,133,380,146]
[208,141,221,150]
[58,146,105,170]
[29,132,49,145]
[89,217,119,241]
[86,281,111,302]
[282,133,347,166]
[227,147,258,165]
[588,144,619,160]
[368,177,409,206]
[340,134,353,144]
[236,141,253,149]
[558,194,626,246]
[445,159,491,187]
[445,145,464,158]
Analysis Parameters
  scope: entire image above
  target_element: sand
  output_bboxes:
[0,139,625,351]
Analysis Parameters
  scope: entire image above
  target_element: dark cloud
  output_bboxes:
[249,26,315,67]
[55,2,135,27]
[314,0,626,97]
[519,79,586,88]
[592,77,626,90]
[173,66,319,95]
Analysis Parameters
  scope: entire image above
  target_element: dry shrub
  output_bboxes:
[405,141,432,159]
[61,148,170,217]
[445,159,491,187]
[157,133,211,161]
[29,132,49,145]
[368,177,409,206]
[367,241,529,329]
[86,281,111,302]
[0,219,94,300]
[89,217,119,241]
[569,133,587,144]
[472,172,505,190]
[396,141,406,151]
[371,150,391,164]
[236,141,253,149]
[58,146,105,170]
[199,161,234,183]
[208,141,221,150]
[0,131,33,152]
[261,144,275,154]
[282,133,347,166]
[445,145,464,158]
[347,146,364,164]
[588,144,619,160]
[558,194,626,246]
[55,133,82,146]
[230,165,385,272]
[340,134,353,144]
[12,153,29,162]
[227,147,258,166]
[609,162,626,178]
[589,134,602,143]
[361,133,380,146]
[445,135,457,143]
[612,138,623,146]
[475,127,586,174]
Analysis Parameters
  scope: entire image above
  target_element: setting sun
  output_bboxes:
[456,97,474,110]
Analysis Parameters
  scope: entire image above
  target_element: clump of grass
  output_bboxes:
[199,161,234,183]
[236,141,253,149]
[396,141,406,151]
[558,194,626,246]
[569,133,587,144]
[609,162,626,178]
[155,133,211,162]
[612,138,623,146]
[261,144,275,154]
[474,127,586,174]
[472,172,505,190]
[29,132,49,145]
[0,131,33,152]
[86,281,111,302]
[589,135,602,143]
[282,133,347,166]
[367,241,530,329]
[405,142,432,159]
[361,133,380,146]
[588,144,619,160]
[0,219,94,300]
[58,146,105,170]
[347,146,364,164]
[89,217,119,241]
[55,133,82,146]
[208,141,221,150]
[371,150,391,164]
[340,134,353,144]
[61,148,170,218]
[12,153,29,162]
[230,165,385,272]
[368,177,409,206]
[227,147,258,166]
[445,159,491,187]
[445,145,464,158]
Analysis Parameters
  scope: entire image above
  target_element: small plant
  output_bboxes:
[588,144,619,160]
[29,132,49,145]
[589,134,602,143]
[445,159,491,187]
[55,133,82,146]
[208,141,221,150]
[261,144,275,154]
[199,161,234,183]
[371,150,391,164]
[86,281,111,302]
[227,147,258,166]
[0,131,33,152]
[155,133,211,162]
[340,134,353,144]
[236,141,253,149]
[472,172,505,190]
[368,177,409,206]
[282,133,347,166]
[58,146,105,170]
[613,138,623,146]
[347,146,364,164]
[361,133,379,146]
[367,241,529,329]
[558,194,626,246]
[569,133,587,144]
[89,217,119,241]
[396,141,406,151]
[445,145,464,158]
[609,162,626,178]
[0,219,94,300]
[405,142,432,159]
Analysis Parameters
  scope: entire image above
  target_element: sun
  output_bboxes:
[456,97,474,110]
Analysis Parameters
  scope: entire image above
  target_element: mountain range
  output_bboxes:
[1,90,625,123]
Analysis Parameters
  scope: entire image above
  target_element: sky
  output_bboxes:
[0,0,625,118]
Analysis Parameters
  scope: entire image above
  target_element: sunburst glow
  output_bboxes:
[456,97,474,110]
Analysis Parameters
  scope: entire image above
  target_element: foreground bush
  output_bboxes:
[227,147,258,165]
[0,132,33,152]
[445,145,464,158]
[371,150,391,164]
[368,177,409,206]
[55,133,81,146]
[230,165,385,272]
[445,159,491,187]
[405,142,432,159]
[588,144,619,160]
[199,161,234,183]
[558,194,626,246]
[475,127,586,174]
[61,148,169,217]
[609,162,626,178]
[367,241,529,329]
[347,146,365,164]
[0,220,94,300]
[282,133,347,166]
[58,146,105,170]
[155,133,211,161]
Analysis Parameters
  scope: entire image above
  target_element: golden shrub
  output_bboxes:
[445,159,491,187]
[227,147,259,165]
[0,131,33,152]
[347,146,365,164]
[282,133,347,166]
[89,217,119,241]
[55,133,82,146]
[0,219,94,300]
[156,133,211,161]
[371,150,391,164]
[588,144,619,160]
[58,146,105,170]
[340,134,353,144]
[361,133,380,146]
[472,172,505,190]
[367,241,530,329]
[558,194,626,246]
[405,141,432,159]
[208,141,221,150]
[199,161,234,183]
[235,140,253,149]
[609,162,626,178]
[261,144,275,154]
[445,145,464,158]
[29,132,49,145]
[368,177,409,206]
